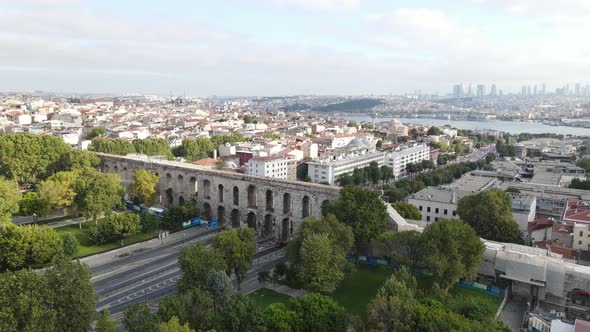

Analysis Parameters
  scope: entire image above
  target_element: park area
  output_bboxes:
[54,220,158,258]
[256,265,503,323]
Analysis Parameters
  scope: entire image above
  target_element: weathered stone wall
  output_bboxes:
[99,154,340,241]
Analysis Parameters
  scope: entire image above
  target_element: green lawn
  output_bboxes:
[248,288,291,309]
[331,265,392,320]
[54,220,157,258]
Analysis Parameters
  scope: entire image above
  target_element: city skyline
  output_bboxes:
[1,0,590,96]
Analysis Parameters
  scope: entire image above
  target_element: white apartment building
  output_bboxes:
[386,144,430,177]
[573,224,590,251]
[307,150,385,185]
[245,156,291,180]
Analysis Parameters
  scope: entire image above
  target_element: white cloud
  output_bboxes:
[270,0,360,10]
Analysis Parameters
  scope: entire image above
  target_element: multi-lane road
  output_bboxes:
[90,226,286,316]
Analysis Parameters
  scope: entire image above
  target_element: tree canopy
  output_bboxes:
[129,170,159,205]
[0,177,21,224]
[212,228,256,289]
[173,137,215,162]
[457,189,523,244]
[74,168,124,223]
[421,219,485,293]
[178,242,227,293]
[132,138,173,159]
[0,223,64,271]
[328,186,388,251]
[392,202,421,220]
[89,137,136,156]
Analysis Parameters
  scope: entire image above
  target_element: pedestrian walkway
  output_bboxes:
[239,277,308,298]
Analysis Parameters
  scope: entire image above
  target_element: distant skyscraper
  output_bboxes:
[526,85,531,96]
[521,86,527,96]
[476,84,486,98]
[453,84,464,98]
[467,83,474,97]
[541,83,546,95]
[499,89,503,96]
[575,83,581,96]
[490,84,497,97]
[533,85,537,96]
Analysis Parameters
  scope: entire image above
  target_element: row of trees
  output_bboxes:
[335,161,394,187]
[385,159,490,202]
[372,219,485,295]
[0,223,78,271]
[0,133,99,184]
[89,134,247,162]
[0,259,96,331]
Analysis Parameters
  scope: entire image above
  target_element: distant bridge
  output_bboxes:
[98,154,340,241]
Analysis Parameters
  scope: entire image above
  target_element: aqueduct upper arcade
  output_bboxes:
[99,154,340,241]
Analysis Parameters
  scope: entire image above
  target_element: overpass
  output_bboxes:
[98,153,340,241]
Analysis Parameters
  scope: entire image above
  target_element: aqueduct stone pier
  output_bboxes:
[98,154,340,241]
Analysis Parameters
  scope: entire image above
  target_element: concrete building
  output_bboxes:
[307,150,385,185]
[385,144,430,177]
[510,193,537,232]
[245,156,292,180]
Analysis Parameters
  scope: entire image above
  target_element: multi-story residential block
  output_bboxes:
[245,156,292,180]
[385,144,430,177]
[307,138,384,184]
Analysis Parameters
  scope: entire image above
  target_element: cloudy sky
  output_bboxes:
[1,0,589,96]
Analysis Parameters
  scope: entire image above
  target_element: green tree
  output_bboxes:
[0,224,64,271]
[206,270,233,312]
[178,242,226,293]
[96,309,118,332]
[159,316,194,332]
[330,186,388,251]
[174,137,215,162]
[89,138,136,155]
[123,303,159,332]
[129,170,160,205]
[45,259,96,332]
[570,178,590,190]
[0,268,55,332]
[243,115,254,124]
[19,191,50,222]
[38,170,79,214]
[367,273,417,332]
[299,233,345,293]
[303,174,312,182]
[412,299,473,332]
[457,189,523,243]
[219,295,264,332]
[104,213,141,246]
[392,202,421,220]
[421,159,435,169]
[60,149,100,171]
[212,228,256,290]
[372,231,422,272]
[577,158,590,172]
[210,133,246,148]
[380,165,393,186]
[74,169,124,225]
[86,127,106,139]
[0,177,22,224]
[161,203,199,231]
[289,293,348,332]
[61,232,79,258]
[427,126,442,135]
[133,138,174,159]
[262,303,295,332]
[0,133,70,183]
[421,219,485,293]
[88,221,112,245]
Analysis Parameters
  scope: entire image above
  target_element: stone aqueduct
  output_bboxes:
[98,154,341,241]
